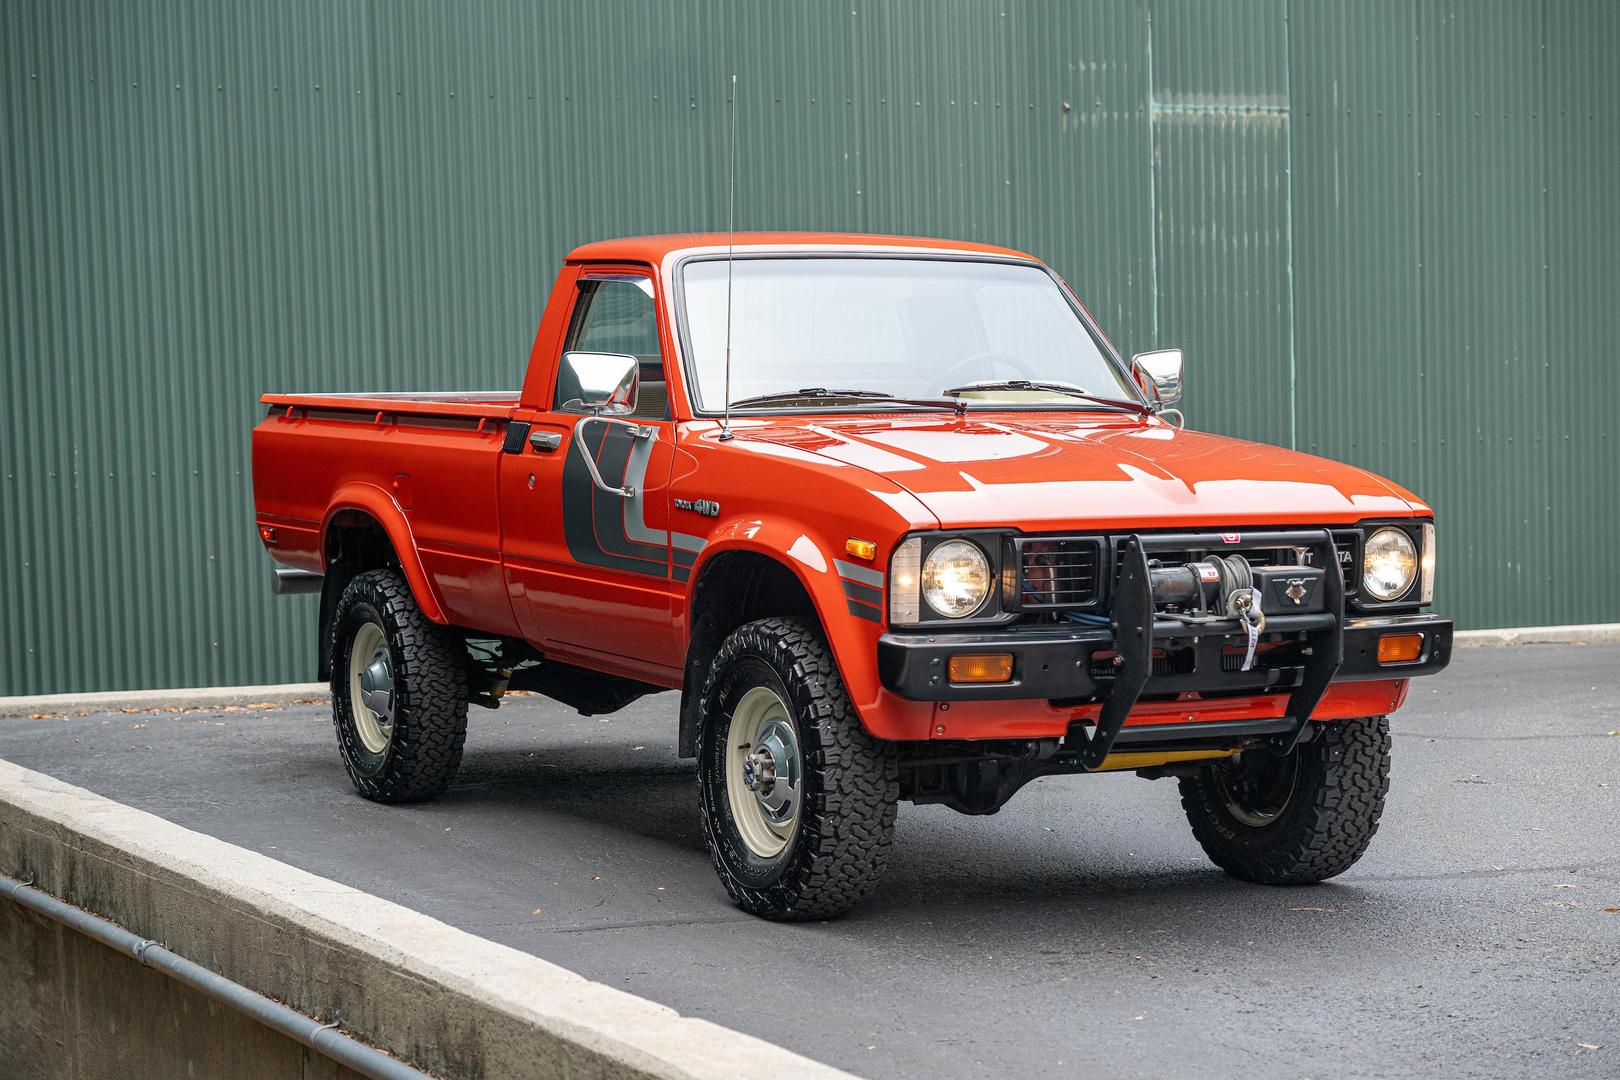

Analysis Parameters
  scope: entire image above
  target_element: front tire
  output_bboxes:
[328,569,469,803]
[1180,715,1391,884]
[697,618,898,921]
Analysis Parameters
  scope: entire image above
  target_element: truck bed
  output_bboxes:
[252,389,523,637]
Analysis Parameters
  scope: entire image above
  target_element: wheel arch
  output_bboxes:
[678,529,883,757]
[315,485,447,680]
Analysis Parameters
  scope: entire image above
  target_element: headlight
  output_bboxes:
[921,539,991,618]
[1363,527,1418,601]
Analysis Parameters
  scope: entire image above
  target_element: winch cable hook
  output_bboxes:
[1211,555,1265,670]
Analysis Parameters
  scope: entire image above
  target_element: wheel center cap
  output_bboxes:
[743,747,776,791]
[358,649,394,727]
[743,720,799,823]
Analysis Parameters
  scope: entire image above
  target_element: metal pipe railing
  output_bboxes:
[0,872,436,1080]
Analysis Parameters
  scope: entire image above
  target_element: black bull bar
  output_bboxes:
[1073,529,1345,770]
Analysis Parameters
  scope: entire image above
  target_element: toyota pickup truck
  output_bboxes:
[252,232,1451,920]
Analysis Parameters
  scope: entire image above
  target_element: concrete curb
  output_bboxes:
[0,682,328,717]
[0,758,858,1080]
[1451,623,1620,647]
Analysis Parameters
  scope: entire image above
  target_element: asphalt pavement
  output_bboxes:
[2,644,1616,1079]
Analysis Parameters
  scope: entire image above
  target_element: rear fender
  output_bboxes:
[320,482,448,625]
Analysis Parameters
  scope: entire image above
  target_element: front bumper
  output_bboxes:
[879,611,1452,701]
[876,529,1451,768]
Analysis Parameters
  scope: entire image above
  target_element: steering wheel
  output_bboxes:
[936,351,1037,391]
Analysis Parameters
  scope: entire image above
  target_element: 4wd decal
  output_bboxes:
[674,497,720,517]
[563,422,707,582]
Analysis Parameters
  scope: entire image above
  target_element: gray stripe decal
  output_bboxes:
[842,580,883,607]
[671,532,707,553]
[846,599,882,623]
[620,435,667,547]
[833,559,884,588]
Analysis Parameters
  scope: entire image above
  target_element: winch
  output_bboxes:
[1147,554,1328,671]
[1148,554,1327,618]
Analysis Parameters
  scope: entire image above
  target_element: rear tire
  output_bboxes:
[1179,715,1391,884]
[328,569,468,803]
[697,618,898,920]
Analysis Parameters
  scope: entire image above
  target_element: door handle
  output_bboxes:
[528,430,563,453]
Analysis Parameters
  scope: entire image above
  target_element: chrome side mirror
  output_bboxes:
[558,351,651,500]
[1131,348,1184,413]
[560,351,639,416]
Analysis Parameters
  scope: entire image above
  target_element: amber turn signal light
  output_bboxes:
[948,653,1014,684]
[845,537,877,561]
[1377,633,1424,664]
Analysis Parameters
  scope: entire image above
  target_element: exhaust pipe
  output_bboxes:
[270,566,323,596]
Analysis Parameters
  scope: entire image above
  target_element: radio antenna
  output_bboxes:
[718,73,738,442]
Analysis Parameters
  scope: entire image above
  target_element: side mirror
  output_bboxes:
[1131,348,1184,411]
[560,351,639,416]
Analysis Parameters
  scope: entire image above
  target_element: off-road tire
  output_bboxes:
[329,569,468,803]
[697,617,898,920]
[1180,715,1391,884]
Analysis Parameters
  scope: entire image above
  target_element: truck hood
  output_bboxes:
[736,414,1421,530]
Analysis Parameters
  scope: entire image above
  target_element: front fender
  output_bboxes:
[321,482,448,624]
[685,516,935,742]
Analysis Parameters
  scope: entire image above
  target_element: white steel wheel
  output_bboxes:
[724,685,803,859]
[347,621,395,754]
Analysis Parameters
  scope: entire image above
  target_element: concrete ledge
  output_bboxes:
[1452,623,1620,647]
[0,759,857,1080]
[0,682,328,717]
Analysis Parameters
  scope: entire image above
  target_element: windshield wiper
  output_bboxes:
[727,387,964,413]
[940,379,1152,415]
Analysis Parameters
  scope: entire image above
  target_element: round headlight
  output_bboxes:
[921,540,991,618]
[1363,527,1418,601]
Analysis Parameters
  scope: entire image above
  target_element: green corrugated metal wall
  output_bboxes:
[3,1,1616,695]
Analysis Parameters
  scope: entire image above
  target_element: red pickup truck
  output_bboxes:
[253,232,1451,920]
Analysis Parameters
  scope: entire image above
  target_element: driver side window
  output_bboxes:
[556,277,670,420]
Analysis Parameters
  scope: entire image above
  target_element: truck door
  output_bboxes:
[498,269,682,678]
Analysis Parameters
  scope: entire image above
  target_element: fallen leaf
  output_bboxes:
[443,826,452,833]
[531,908,543,915]
[1577,1042,1601,1051]
[1603,908,1619,914]
[591,875,601,881]
[1552,883,1576,889]
[1491,865,1506,871]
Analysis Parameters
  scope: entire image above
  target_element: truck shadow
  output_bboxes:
[441,741,1383,928]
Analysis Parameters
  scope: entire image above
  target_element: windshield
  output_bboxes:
[678,256,1139,412]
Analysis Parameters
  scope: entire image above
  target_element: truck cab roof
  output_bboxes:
[564,232,1037,265]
